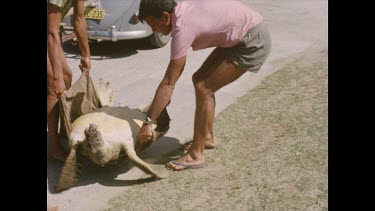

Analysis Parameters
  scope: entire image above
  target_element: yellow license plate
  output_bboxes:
[85,8,105,20]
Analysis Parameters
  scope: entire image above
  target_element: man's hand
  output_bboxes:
[138,123,153,144]
[52,78,66,97]
[79,56,91,72]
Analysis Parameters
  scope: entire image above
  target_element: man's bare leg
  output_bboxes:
[166,48,247,170]
[47,52,68,161]
[58,51,73,138]
[182,95,217,151]
[47,4,73,161]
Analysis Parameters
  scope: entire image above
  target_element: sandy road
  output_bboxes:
[47,1,328,210]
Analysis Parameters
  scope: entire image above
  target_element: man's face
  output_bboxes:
[144,14,171,35]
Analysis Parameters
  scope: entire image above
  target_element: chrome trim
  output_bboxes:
[110,26,117,42]
[88,1,98,7]
[87,29,152,42]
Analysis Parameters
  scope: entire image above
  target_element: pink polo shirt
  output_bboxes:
[170,0,263,60]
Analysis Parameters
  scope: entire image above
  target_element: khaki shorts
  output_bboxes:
[48,0,74,20]
[48,0,67,8]
[223,22,272,73]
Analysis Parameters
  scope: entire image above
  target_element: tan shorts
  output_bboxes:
[48,0,74,20]
[223,22,272,73]
[48,0,66,8]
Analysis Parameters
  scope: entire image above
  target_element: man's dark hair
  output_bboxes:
[138,0,177,23]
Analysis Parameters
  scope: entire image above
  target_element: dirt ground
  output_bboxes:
[102,48,328,210]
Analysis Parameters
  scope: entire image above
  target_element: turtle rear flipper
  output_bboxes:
[54,144,83,193]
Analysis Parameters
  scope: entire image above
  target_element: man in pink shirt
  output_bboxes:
[137,0,271,171]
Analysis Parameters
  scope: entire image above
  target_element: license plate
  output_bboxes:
[85,8,105,20]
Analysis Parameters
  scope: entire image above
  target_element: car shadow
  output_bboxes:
[47,132,183,193]
[63,37,158,60]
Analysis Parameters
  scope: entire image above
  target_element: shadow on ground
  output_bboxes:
[63,37,157,60]
[47,133,184,193]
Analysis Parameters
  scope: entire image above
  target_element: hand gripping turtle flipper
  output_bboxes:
[134,106,171,154]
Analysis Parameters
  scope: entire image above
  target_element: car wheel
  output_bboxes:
[149,32,171,48]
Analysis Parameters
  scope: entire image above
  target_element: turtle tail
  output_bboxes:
[54,145,83,193]
[123,146,168,179]
[84,123,104,151]
[84,123,114,165]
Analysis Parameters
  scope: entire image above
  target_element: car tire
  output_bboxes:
[149,32,171,48]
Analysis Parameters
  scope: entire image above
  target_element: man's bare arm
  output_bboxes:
[147,56,187,121]
[47,4,65,95]
[73,0,91,71]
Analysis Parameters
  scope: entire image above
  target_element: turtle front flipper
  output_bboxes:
[54,144,83,193]
[151,107,170,141]
[122,144,168,179]
[135,107,171,153]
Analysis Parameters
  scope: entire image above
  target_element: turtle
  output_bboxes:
[54,104,171,193]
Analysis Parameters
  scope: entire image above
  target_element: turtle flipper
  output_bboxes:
[122,144,168,179]
[134,107,171,154]
[54,144,83,193]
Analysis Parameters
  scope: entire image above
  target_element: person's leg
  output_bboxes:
[47,4,70,160]
[47,52,68,160]
[58,50,73,138]
[166,48,247,170]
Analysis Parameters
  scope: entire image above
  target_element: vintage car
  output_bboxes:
[61,0,171,48]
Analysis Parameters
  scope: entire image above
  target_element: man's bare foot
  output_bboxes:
[182,140,217,151]
[166,153,205,171]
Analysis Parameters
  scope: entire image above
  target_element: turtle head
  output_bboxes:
[84,123,113,165]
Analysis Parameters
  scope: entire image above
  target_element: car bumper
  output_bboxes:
[87,26,152,42]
